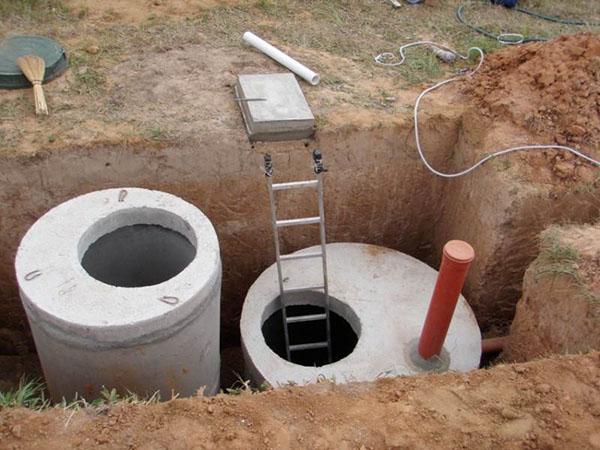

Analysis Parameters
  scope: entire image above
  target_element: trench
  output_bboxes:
[0,107,597,392]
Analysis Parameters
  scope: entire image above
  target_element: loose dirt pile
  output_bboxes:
[504,223,600,362]
[468,33,600,158]
[1,353,600,449]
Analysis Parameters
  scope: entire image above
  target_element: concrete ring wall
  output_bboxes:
[15,188,221,401]
[241,243,481,388]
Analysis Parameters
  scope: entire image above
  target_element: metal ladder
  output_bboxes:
[264,150,332,364]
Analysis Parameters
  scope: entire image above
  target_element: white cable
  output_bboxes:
[375,40,475,66]
[376,42,600,177]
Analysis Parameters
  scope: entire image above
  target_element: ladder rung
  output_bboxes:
[276,216,321,227]
[280,251,323,261]
[282,285,325,294]
[272,180,318,191]
[286,313,327,324]
[290,342,329,352]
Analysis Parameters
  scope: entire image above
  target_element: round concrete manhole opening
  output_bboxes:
[80,209,197,288]
[261,293,359,367]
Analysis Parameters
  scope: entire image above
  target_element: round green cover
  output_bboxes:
[0,35,68,89]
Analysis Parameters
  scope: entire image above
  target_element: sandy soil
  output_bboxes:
[504,222,600,362]
[471,34,599,181]
[1,352,600,449]
[467,33,600,184]
[65,0,245,24]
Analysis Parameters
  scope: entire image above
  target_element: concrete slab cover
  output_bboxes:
[241,243,481,388]
[236,73,315,141]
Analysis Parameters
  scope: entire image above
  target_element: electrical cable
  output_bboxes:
[374,42,600,178]
[374,40,475,66]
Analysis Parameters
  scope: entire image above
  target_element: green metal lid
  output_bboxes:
[0,35,68,89]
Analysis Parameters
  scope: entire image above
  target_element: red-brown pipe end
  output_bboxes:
[417,240,475,362]
[443,240,475,265]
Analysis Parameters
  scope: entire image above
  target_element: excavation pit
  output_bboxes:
[0,12,597,406]
[1,2,600,444]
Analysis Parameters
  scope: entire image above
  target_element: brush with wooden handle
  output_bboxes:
[16,55,48,115]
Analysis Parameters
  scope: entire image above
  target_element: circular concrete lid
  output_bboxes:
[15,188,220,345]
[241,243,481,387]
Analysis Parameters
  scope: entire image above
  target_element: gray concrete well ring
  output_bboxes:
[15,188,221,401]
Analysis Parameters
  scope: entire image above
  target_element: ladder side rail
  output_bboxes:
[316,168,333,363]
[266,166,292,361]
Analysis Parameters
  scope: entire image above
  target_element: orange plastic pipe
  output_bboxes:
[418,240,475,360]
[481,336,507,354]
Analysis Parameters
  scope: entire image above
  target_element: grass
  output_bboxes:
[2,1,598,69]
[0,1,598,146]
[0,377,162,411]
[197,0,599,87]
[144,123,172,141]
[0,0,597,116]
[69,54,107,95]
[534,225,600,318]
[223,373,271,395]
[0,377,49,410]
[0,0,71,22]
[0,373,270,411]
[534,226,581,279]
[534,226,599,313]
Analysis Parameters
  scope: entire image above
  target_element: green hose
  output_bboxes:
[456,3,546,44]
[515,6,600,27]
[456,1,599,45]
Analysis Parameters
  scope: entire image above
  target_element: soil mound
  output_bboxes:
[503,223,600,363]
[468,33,600,151]
[1,353,600,449]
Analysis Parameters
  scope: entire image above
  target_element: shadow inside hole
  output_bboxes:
[262,304,358,367]
[81,224,196,287]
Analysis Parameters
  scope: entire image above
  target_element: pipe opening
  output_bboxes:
[262,295,359,367]
[79,208,197,288]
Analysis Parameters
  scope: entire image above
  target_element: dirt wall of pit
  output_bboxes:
[434,112,599,333]
[0,116,454,349]
[0,102,598,353]
[503,223,600,362]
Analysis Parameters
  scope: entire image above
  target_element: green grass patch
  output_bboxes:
[0,377,163,411]
[223,373,271,395]
[68,53,107,95]
[0,0,70,21]
[144,123,172,141]
[533,226,599,314]
[0,377,49,410]
[534,226,580,279]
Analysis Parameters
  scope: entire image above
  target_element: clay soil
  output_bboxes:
[468,33,600,181]
[0,2,600,448]
[2,353,600,449]
[503,222,600,362]
[470,33,600,148]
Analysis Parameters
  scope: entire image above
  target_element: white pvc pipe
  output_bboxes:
[242,31,320,86]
